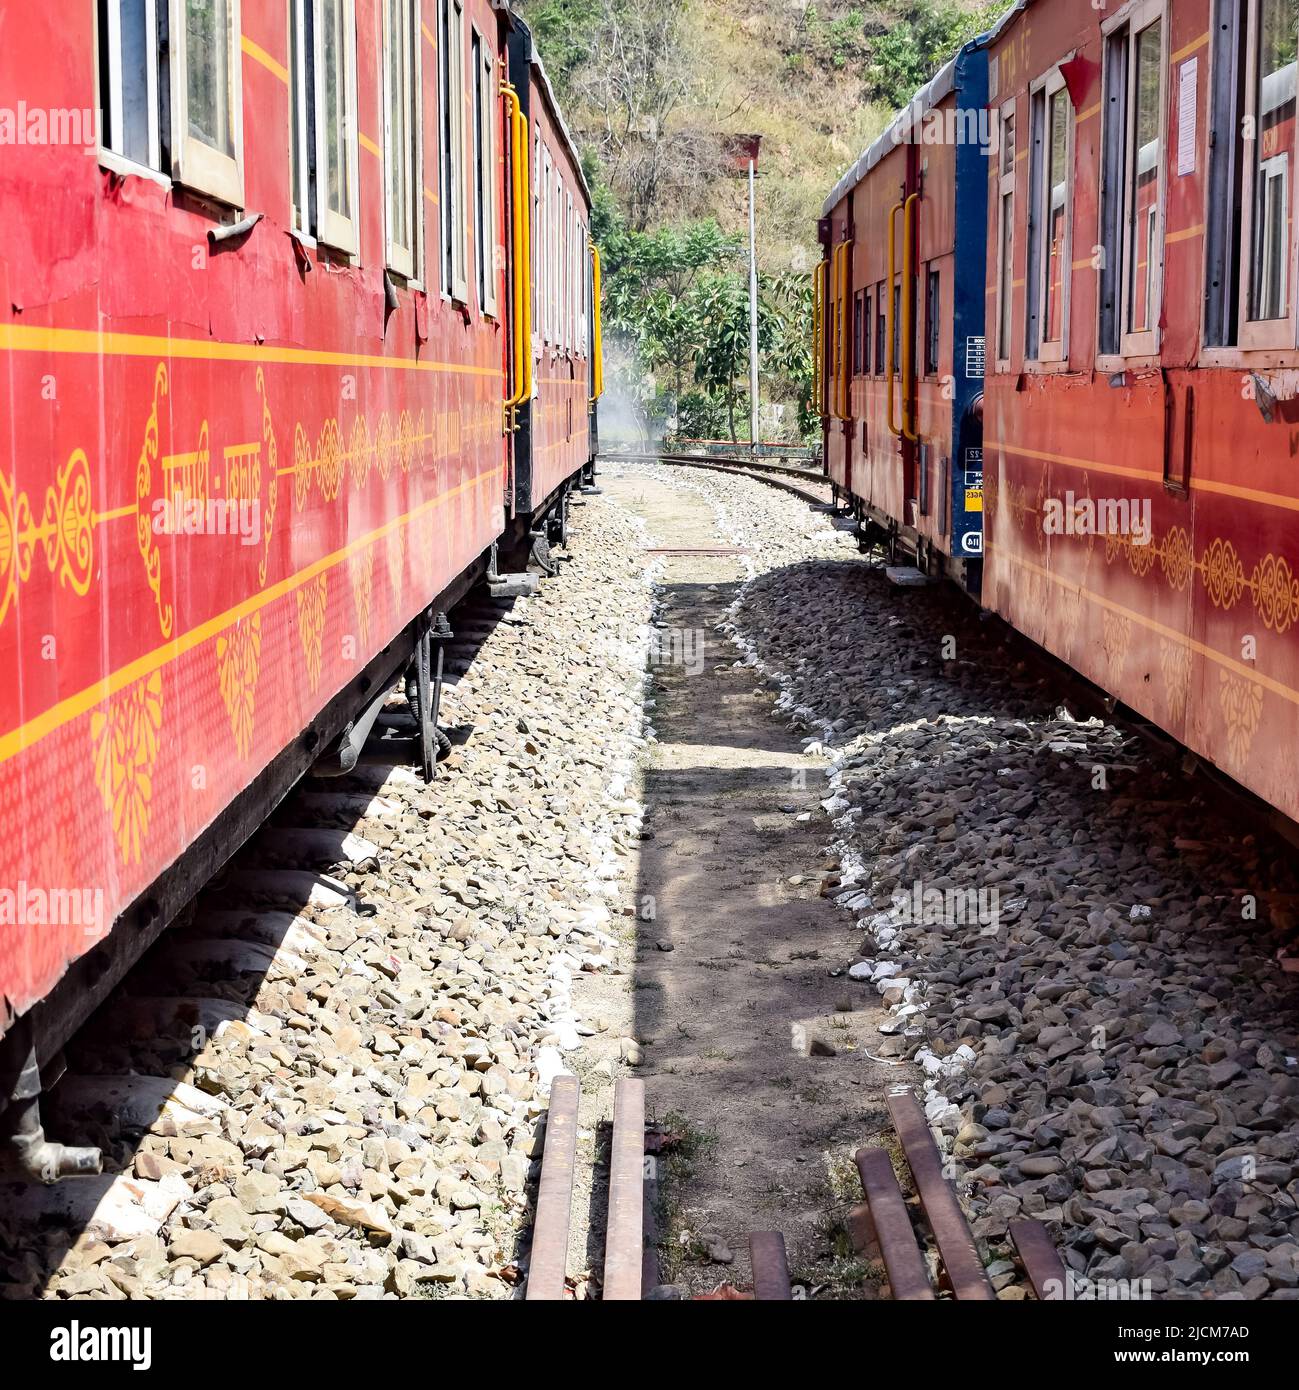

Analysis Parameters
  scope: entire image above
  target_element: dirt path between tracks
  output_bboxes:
[595,470,911,1298]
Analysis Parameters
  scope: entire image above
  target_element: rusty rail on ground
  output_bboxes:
[853,1086,1065,1301]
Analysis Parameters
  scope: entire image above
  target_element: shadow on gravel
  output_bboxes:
[708,555,1299,1297]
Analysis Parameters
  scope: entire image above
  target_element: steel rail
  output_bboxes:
[525,1074,580,1300]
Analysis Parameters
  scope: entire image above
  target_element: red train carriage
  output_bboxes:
[0,0,599,1174]
[817,38,991,578]
[819,0,1299,836]
[981,0,1299,830]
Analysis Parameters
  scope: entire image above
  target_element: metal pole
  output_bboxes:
[748,158,759,454]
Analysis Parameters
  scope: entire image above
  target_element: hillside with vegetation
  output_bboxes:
[519,0,1000,443]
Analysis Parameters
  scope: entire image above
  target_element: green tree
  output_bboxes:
[868,1,1003,110]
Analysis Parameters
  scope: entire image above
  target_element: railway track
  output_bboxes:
[600,451,834,509]
[523,1076,1064,1299]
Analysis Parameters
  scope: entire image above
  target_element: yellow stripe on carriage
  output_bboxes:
[987,437,1299,512]
[1002,550,1299,712]
[0,323,503,377]
[241,35,290,85]
[0,466,505,767]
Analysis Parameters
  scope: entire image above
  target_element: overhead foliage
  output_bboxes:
[592,196,814,443]
[866,1,1004,110]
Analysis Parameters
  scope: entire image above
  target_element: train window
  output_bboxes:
[1027,72,1073,362]
[97,0,162,174]
[567,191,575,350]
[1205,1,1248,347]
[863,291,873,374]
[995,104,1016,364]
[169,0,245,205]
[852,292,864,375]
[925,268,941,375]
[1220,0,1299,349]
[579,220,589,350]
[291,0,360,255]
[892,284,902,376]
[544,148,552,343]
[532,136,541,337]
[289,0,311,236]
[472,31,498,316]
[1101,5,1166,356]
[384,0,423,281]
[439,0,468,300]
[876,284,887,377]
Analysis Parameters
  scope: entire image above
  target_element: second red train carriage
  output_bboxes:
[818,0,1299,833]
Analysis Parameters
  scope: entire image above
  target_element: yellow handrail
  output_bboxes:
[589,240,604,404]
[518,102,533,411]
[886,200,902,438]
[812,258,826,416]
[902,192,920,443]
[501,83,530,425]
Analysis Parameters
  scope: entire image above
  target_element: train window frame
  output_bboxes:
[382,0,424,283]
[1099,1,1168,364]
[567,189,575,352]
[302,0,361,257]
[994,100,1017,369]
[472,28,498,318]
[168,0,246,208]
[925,265,941,376]
[852,290,864,376]
[438,0,468,302]
[541,146,553,345]
[862,289,873,376]
[1026,66,1075,367]
[579,218,588,351]
[875,282,887,379]
[531,133,540,341]
[96,0,166,183]
[1235,0,1299,353]
[289,0,313,239]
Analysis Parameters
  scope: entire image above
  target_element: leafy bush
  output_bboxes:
[868,1,1003,110]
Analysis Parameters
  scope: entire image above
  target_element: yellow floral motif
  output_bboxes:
[1219,670,1263,766]
[387,524,405,601]
[1159,638,1193,725]
[91,672,164,866]
[0,448,95,630]
[350,547,375,647]
[296,574,328,694]
[255,368,279,586]
[1202,537,1247,611]
[0,469,15,627]
[290,410,429,509]
[1161,527,1195,592]
[216,612,263,759]
[1250,551,1299,634]
[136,364,175,638]
[1101,610,1132,685]
[1058,587,1084,656]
